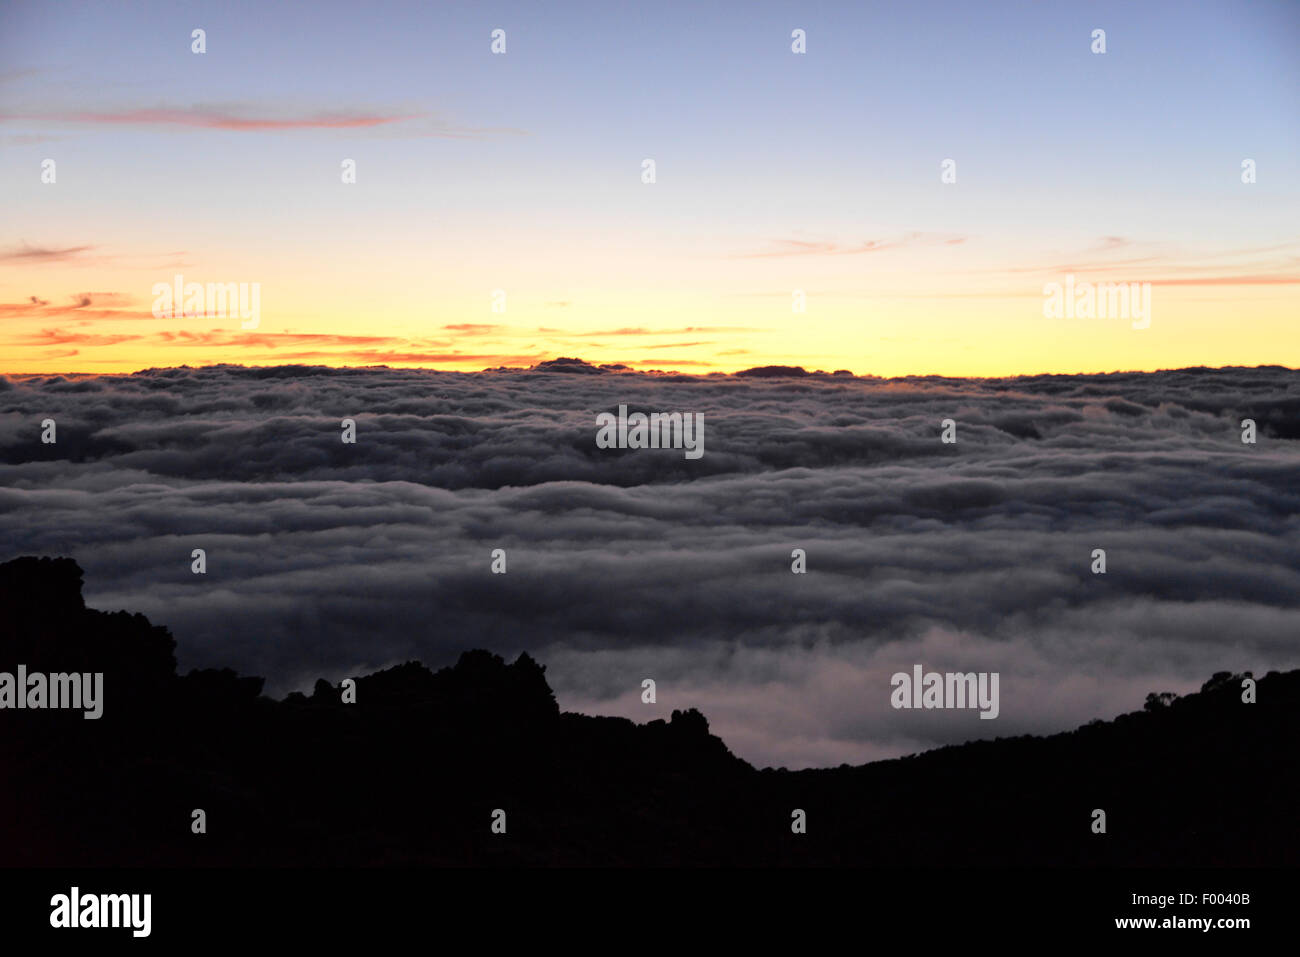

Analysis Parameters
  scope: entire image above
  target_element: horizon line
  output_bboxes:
[2,359,1298,381]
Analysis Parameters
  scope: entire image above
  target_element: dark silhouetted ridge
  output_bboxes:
[2,556,1296,867]
[530,357,606,374]
[734,365,811,378]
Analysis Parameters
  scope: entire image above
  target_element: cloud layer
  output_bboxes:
[1,363,1297,767]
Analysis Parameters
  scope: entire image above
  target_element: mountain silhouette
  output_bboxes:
[1,555,1295,866]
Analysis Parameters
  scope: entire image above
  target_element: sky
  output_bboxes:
[1,0,1298,375]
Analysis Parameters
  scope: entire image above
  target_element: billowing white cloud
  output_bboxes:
[1,363,1297,767]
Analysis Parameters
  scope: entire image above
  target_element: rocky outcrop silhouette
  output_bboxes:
[1,556,1295,867]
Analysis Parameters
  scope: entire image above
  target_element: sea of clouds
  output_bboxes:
[2,361,1298,768]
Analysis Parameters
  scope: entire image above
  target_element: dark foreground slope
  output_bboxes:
[1,556,1295,867]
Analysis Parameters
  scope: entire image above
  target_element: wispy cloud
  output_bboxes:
[242,349,548,365]
[0,105,525,138]
[155,331,413,348]
[1146,274,1300,286]
[1,107,415,131]
[20,328,143,346]
[0,293,150,322]
[734,238,898,258]
[732,232,966,259]
[0,244,95,263]
[996,237,1300,279]
[443,324,507,335]
[567,326,761,336]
